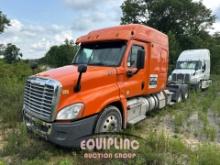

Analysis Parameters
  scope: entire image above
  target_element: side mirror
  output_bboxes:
[74,64,87,92]
[78,64,87,73]
[30,62,38,70]
[126,69,137,77]
[136,50,145,69]
[202,64,206,72]
[30,62,38,74]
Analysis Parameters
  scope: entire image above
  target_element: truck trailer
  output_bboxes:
[23,24,200,147]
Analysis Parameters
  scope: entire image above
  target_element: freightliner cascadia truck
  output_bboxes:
[169,49,211,91]
[23,24,208,147]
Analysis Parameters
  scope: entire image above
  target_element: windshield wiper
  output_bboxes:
[88,62,105,66]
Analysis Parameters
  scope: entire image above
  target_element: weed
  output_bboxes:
[1,123,56,162]
[21,159,47,165]
[211,97,220,116]
[0,160,6,165]
[203,125,216,141]
[0,62,32,127]
[195,144,220,165]
[198,111,209,128]
[173,111,185,133]
[57,159,73,165]
[2,124,28,156]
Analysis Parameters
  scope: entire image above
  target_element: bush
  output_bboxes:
[196,144,220,165]
[1,123,55,162]
[0,61,32,126]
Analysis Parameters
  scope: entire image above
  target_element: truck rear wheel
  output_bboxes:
[95,106,122,133]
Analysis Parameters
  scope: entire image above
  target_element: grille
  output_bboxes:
[172,73,177,81]
[185,74,190,82]
[177,74,184,80]
[23,77,61,121]
[172,74,190,83]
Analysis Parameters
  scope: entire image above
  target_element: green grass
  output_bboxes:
[0,61,32,127]
[0,160,6,165]
[196,144,220,165]
[203,125,217,141]
[173,111,185,133]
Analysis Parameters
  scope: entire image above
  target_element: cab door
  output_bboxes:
[120,41,149,98]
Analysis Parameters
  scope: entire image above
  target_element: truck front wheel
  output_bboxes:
[95,106,122,133]
[196,81,202,92]
[182,89,189,101]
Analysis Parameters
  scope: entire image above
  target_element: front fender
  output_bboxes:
[57,83,122,118]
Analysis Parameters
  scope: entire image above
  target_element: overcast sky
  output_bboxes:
[0,0,219,59]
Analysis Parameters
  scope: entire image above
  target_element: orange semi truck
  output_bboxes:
[23,24,188,147]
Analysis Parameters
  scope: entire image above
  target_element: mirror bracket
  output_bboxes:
[74,64,87,92]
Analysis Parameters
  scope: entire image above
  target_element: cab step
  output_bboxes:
[128,115,146,125]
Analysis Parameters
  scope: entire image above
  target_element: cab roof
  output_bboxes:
[178,49,210,61]
[76,24,168,48]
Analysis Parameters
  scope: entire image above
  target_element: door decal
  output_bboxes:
[149,74,158,88]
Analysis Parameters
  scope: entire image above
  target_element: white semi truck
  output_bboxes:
[169,49,212,90]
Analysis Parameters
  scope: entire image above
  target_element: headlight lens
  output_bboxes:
[168,75,172,81]
[56,103,84,120]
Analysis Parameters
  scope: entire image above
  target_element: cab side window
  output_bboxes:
[127,45,145,68]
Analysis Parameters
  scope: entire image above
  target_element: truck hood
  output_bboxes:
[171,69,195,75]
[36,65,78,83]
[36,65,117,88]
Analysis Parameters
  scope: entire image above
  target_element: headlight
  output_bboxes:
[56,103,84,120]
[168,75,172,81]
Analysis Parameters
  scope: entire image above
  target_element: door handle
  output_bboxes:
[141,81,145,90]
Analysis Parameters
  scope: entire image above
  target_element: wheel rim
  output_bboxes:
[100,115,118,132]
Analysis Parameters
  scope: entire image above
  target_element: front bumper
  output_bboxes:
[23,111,98,148]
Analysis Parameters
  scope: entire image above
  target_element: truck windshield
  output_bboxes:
[72,41,126,67]
[176,61,202,70]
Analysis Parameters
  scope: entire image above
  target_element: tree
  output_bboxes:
[210,32,220,73]
[3,43,23,64]
[121,0,215,36]
[0,44,5,54]
[0,11,10,33]
[121,0,216,65]
[42,40,79,67]
[0,11,10,57]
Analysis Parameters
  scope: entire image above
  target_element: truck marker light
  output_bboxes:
[126,90,130,96]
[62,89,69,95]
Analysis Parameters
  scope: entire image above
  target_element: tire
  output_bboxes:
[176,93,182,103]
[94,106,122,133]
[182,89,189,101]
[196,81,202,92]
